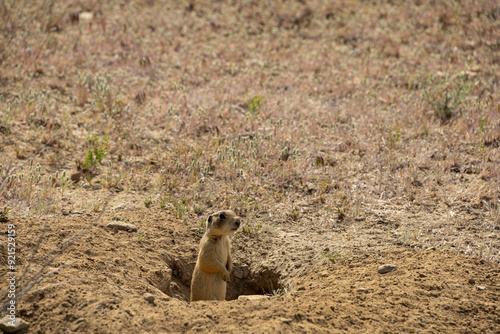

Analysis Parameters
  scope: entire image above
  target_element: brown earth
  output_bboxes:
[3,198,500,333]
[0,0,500,333]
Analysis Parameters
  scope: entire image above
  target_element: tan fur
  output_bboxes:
[190,210,241,301]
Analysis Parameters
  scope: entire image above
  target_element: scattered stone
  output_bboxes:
[0,316,30,333]
[79,11,94,21]
[170,282,181,293]
[106,222,138,232]
[477,286,486,291]
[113,204,127,211]
[377,264,397,274]
[238,295,270,301]
[143,293,155,303]
[70,172,82,182]
[419,273,427,278]
[280,317,293,324]
[71,318,87,332]
[357,288,369,293]
[241,264,250,278]
[233,267,243,279]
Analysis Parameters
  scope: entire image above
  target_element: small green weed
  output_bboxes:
[0,207,11,222]
[422,66,473,122]
[77,135,109,171]
[247,95,263,119]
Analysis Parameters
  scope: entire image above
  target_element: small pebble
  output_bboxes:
[280,318,293,324]
[377,264,397,274]
[357,288,369,293]
[238,295,270,301]
[0,316,30,333]
[106,222,138,232]
[477,286,486,291]
[143,293,155,303]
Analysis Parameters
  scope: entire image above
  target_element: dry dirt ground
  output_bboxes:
[0,0,500,333]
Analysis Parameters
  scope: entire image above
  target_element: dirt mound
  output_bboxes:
[1,197,498,333]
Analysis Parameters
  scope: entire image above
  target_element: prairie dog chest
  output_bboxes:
[205,236,229,262]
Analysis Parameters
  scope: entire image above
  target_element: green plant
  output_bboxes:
[387,126,401,150]
[194,203,203,215]
[0,207,11,222]
[247,95,263,118]
[144,198,152,208]
[268,283,295,296]
[58,171,72,198]
[337,197,348,221]
[77,135,109,171]
[321,251,346,265]
[159,196,168,209]
[422,67,473,122]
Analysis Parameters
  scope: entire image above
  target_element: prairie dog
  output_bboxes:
[190,210,241,301]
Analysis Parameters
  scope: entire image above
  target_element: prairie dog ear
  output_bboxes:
[207,215,213,227]
[219,212,226,220]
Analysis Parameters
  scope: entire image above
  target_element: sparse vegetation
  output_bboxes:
[422,65,474,122]
[0,0,499,332]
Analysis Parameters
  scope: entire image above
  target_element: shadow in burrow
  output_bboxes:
[146,254,285,302]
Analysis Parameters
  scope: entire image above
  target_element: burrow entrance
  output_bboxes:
[147,256,286,301]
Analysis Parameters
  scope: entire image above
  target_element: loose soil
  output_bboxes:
[4,197,500,333]
[0,0,499,333]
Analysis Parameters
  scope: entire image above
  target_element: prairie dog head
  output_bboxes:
[206,210,241,236]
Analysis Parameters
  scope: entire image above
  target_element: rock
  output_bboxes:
[70,172,82,182]
[170,282,181,293]
[238,295,270,301]
[233,267,243,279]
[357,288,369,293]
[241,264,250,278]
[61,301,72,307]
[112,204,127,211]
[106,222,138,232]
[280,317,293,324]
[79,11,94,21]
[0,316,30,333]
[143,293,155,303]
[377,264,397,274]
[71,318,87,332]
[477,286,486,291]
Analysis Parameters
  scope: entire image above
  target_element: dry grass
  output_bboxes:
[1,0,499,267]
